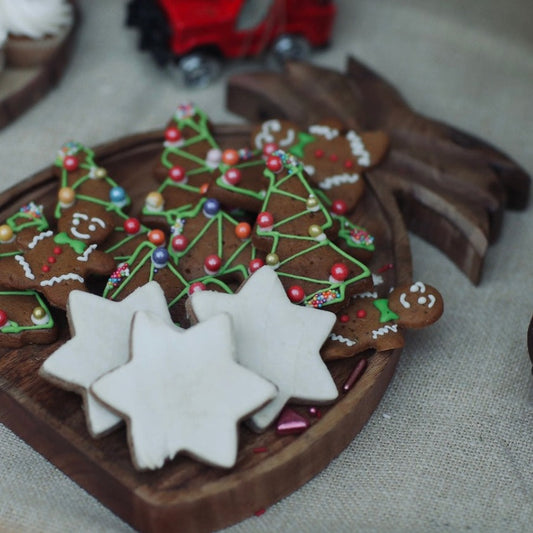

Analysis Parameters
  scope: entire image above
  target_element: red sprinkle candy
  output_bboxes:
[124,217,141,235]
[249,258,265,273]
[171,234,188,252]
[0,309,8,327]
[287,285,305,304]
[169,165,186,182]
[165,126,182,143]
[378,263,394,273]
[356,309,367,318]
[63,155,79,172]
[266,155,283,173]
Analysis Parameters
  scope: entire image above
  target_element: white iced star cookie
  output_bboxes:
[39,281,173,437]
[92,312,277,470]
[188,266,338,431]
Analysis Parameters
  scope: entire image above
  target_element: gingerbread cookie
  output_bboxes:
[322,281,444,360]
[105,199,262,326]
[143,105,266,230]
[91,312,277,469]
[0,290,57,348]
[0,204,115,309]
[251,150,373,311]
[188,266,339,432]
[251,119,389,212]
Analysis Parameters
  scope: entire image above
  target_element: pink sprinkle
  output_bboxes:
[254,508,266,517]
[253,447,268,454]
[377,263,394,273]
[276,407,309,435]
[308,407,322,418]
[343,358,367,392]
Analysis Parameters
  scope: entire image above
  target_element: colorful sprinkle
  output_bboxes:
[306,289,340,308]
[106,263,130,289]
[276,407,309,435]
[342,358,367,392]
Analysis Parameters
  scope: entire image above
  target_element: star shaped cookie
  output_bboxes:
[188,266,338,431]
[39,281,173,437]
[91,312,277,470]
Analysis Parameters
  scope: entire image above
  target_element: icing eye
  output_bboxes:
[88,224,96,232]
[72,218,80,226]
[410,281,426,293]
[418,296,427,305]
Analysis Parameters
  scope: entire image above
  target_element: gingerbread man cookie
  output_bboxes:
[322,281,444,360]
[251,119,389,213]
[0,204,115,309]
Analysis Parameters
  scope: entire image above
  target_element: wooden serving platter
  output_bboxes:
[0,5,78,130]
[0,125,412,532]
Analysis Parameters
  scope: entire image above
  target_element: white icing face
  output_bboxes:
[254,120,296,149]
[0,0,72,39]
[70,213,106,240]
[399,282,436,310]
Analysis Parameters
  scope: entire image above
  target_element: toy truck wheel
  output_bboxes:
[271,35,311,63]
[178,53,222,88]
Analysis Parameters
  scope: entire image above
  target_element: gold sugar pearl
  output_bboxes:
[145,191,164,210]
[265,252,280,267]
[58,186,75,206]
[94,167,107,179]
[32,306,47,320]
[0,224,14,243]
[306,195,319,210]
[308,224,323,239]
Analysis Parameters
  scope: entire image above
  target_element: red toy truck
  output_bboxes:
[127,0,336,87]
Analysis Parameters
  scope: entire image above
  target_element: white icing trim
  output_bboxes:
[309,125,339,140]
[410,281,426,293]
[254,120,281,148]
[372,324,398,339]
[427,294,436,308]
[77,244,97,262]
[329,333,357,347]
[346,131,371,166]
[400,293,411,309]
[28,230,53,249]
[15,255,35,280]
[319,173,360,190]
[304,164,316,176]
[354,291,378,299]
[41,273,84,287]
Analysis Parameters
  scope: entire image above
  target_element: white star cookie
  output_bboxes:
[188,266,338,431]
[39,281,173,437]
[92,312,277,470]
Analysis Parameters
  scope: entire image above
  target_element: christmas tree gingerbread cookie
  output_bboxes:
[252,150,373,311]
[0,290,57,347]
[322,281,444,360]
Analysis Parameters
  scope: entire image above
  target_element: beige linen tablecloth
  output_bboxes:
[0,1,531,531]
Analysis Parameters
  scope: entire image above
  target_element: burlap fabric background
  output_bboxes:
[0,1,531,531]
